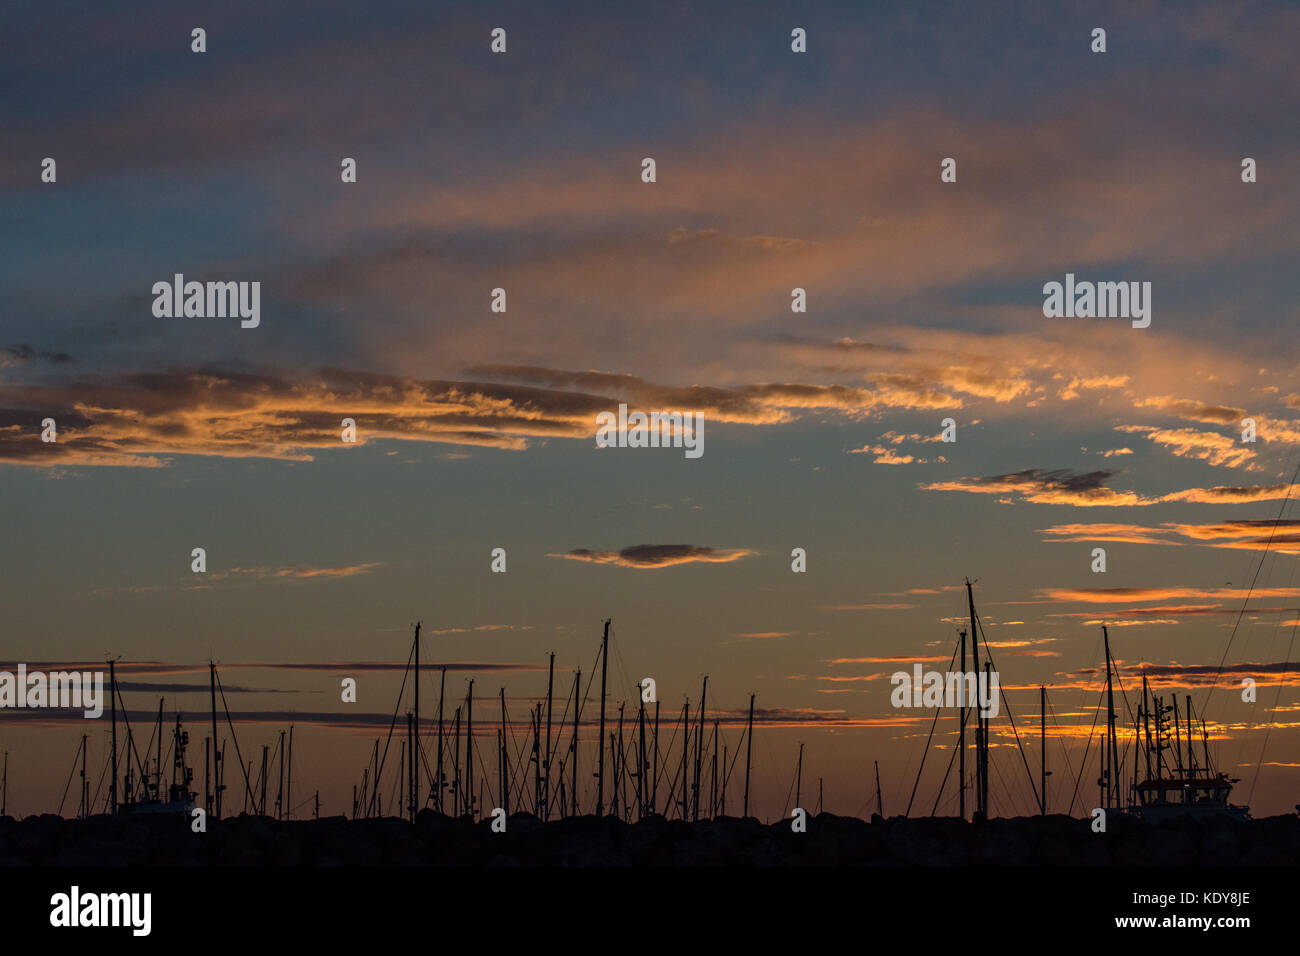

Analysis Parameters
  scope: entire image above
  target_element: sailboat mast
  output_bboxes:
[710,720,719,818]
[466,681,474,819]
[413,622,420,813]
[1103,626,1119,808]
[693,676,707,822]
[406,711,415,821]
[1039,685,1047,815]
[743,693,755,818]
[452,707,461,816]
[287,725,293,820]
[794,742,803,811]
[109,659,117,815]
[259,745,268,815]
[532,704,542,815]
[155,698,163,800]
[651,699,660,815]
[615,702,625,820]
[596,619,610,816]
[436,667,445,814]
[210,662,220,820]
[1142,674,1152,780]
[678,699,689,820]
[570,668,580,817]
[721,744,728,816]
[874,759,883,818]
[965,579,984,818]
[1172,695,1183,775]
[80,734,87,818]
[499,688,508,817]
[277,730,285,819]
[958,630,966,820]
[544,653,554,821]
[637,697,646,819]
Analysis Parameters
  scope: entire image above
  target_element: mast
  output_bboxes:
[259,745,268,816]
[286,725,294,819]
[277,730,285,819]
[678,699,689,820]
[532,704,542,815]
[693,676,707,822]
[436,667,446,813]
[210,662,221,821]
[497,725,505,818]
[1159,697,1170,780]
[721,744,728,816]
[1142,674,1152,780]
[203,736,210,817]
[1103,626,1119,808]
[452,706,461,816]
[406,711,415,821]
[615,702,625,820]
[109,660,117,815]
[1039,685,1047,815]
[1185,695,1196,775]
[710,720,719,818]
[80,733,88,818]
[794,742,803,811]
[874,759,883,818]
[570,668,581,817]
[466,681,474,818]
[544,653,554,821]
[1172,695,1183,775]
[958,630,966,820]
[596,619,610,816]
[636,697,647,819]
[965,579,985,819]
[413,622,420,815]
[984,662,993,815]
[651,700,660,816]
[499,688,508,817]
[155,698,163,801]
[1200,717,1212,775]
[743,693,755,818]
[370,738,379,818]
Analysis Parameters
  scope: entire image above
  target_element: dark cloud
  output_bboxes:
[0,344,73,367]
[554,544,755,569]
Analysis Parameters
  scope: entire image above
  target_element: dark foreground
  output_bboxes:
[2,810,1298,866]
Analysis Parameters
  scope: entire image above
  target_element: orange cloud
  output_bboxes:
[1038,586,1300,604]
[1116,424,1255,469]
[1036,522,1182,545]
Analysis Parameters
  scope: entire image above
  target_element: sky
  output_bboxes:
[2,0,1299,821]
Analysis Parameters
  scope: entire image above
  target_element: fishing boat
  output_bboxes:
[1096,625,1250,822]
[118,712,196,817]
[106,661,196,817]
